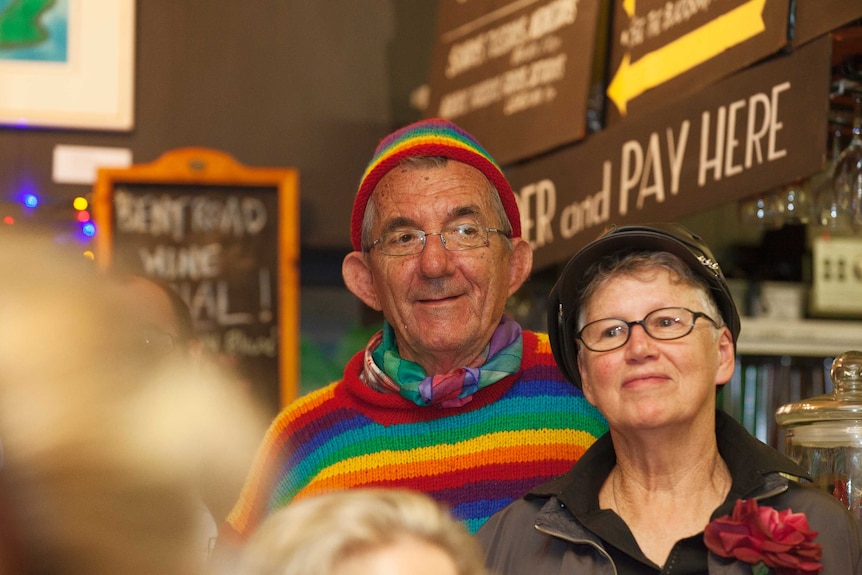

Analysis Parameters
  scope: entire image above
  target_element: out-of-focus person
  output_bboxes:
[110,272,263,561]
[115,273,200,359]
[219,118,607,546]
[478,223,862,574]
[0,233,266,575]
[237,488,488,575]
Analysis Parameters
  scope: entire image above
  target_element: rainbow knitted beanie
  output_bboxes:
[350,118,521,251]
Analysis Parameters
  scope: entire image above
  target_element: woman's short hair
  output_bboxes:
[577,250,724,334]
[238,488,488,575]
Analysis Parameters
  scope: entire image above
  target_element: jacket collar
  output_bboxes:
[527,410,811,516]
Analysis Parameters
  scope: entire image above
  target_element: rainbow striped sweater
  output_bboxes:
[222,330,607,538]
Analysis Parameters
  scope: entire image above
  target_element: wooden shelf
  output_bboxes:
[738,317,862,357]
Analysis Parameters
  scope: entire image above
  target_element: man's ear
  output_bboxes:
[507,238,533,297]
[342,251,382,311]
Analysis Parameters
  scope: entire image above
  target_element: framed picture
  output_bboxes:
[93,147,301,412]
[0,0,135,131]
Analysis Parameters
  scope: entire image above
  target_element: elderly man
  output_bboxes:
[220,118,607,542]
[478,223,862,574]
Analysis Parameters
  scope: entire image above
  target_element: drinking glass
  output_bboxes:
[775,179,811,225]
[834,92,862,232]
[738,191,783,229]
[812,125,850,231]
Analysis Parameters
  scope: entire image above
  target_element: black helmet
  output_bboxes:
[547,223,741,388]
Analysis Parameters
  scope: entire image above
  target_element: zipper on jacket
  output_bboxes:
[534,523,620,575]
[748,479,790,503]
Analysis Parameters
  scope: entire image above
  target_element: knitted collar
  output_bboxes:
[363,317,523,408]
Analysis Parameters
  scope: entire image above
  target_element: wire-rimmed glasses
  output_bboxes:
[369,222,507,256]
[576,307,721,352]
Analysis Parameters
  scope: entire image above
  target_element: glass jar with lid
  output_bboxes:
[775,350,862,520]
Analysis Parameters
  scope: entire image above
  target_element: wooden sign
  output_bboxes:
[92,148,299,413]
[605,0,790,126]
[793,0,862,47]
[426,0,606,165]
[509,35,832,270]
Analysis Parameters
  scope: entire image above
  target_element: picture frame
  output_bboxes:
[93,147,301,411]
[0,0,135,131]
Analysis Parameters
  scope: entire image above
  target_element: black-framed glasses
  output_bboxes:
[576,307,721,352]
[369,222,507,256]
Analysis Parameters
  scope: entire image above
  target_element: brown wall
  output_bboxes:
[0,1,436,275]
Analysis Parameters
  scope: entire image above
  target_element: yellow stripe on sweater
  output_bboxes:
[293,429,595,497]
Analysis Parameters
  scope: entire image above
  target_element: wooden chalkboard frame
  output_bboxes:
[92,147,299,407]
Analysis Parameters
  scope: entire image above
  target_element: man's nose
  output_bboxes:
[425,232,445,246]
[418,232,453,275]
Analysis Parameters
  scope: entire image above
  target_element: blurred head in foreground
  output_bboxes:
[0,234,265,575]
[238,489,489,575]
[110,272,199,358]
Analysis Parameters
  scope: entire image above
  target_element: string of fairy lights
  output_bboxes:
[2,192,98,259]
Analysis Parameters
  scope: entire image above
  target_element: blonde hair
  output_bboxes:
[0,232,266,575]
[238,489,489,575]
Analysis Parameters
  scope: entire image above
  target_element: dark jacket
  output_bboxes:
[478,411,862,575]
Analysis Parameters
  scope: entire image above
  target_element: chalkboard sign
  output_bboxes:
[92,147,299,414]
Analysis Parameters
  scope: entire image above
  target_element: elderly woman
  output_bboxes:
[478,223,862,574]
[236,489,489,575]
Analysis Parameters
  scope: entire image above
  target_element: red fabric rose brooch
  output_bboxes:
[704,499,823,575]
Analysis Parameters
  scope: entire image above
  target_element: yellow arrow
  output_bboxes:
[622,0,635,18]
[608,0,766,115]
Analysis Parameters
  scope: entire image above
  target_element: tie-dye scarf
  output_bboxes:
[364,317,523,407]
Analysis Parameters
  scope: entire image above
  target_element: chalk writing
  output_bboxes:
[114,190,268,242]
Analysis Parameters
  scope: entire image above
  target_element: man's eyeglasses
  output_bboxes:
[369,222,507,256]
[576,307,721,352]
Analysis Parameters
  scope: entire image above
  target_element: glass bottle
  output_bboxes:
[775,350,862,520]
